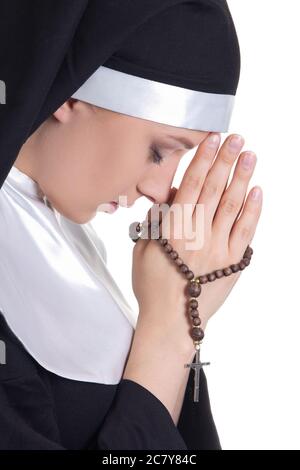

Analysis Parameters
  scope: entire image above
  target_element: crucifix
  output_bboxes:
[184,345,210,402]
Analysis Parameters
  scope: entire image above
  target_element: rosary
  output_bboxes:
[129,219,253,403]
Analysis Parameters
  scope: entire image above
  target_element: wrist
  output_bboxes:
[134,310,208,358]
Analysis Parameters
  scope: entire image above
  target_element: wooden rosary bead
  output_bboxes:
[159,238,168,246]
[180,264,189,274]
[170,251,179,260]
[223,267,232,276]
[175,257,184,267]
[189,299,198,309]
[185,270,194,280]
[230,264,240,273]
[208,272,216,282]
[239,260,246,270]
[192,317,201,326]
[215,269,224,279]
[191,327,204,341]
[190,308,199,318]
[244,246,253,259]
[164,243,173,253]
[198,275,208,284]
[129,222,141,240]
[188,282,201,297]
[243,257,250,266]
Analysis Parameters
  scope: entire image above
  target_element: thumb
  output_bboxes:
[142,186,178,239]
[146,186,178,223]
[166,186,178,206]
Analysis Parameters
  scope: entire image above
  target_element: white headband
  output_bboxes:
[72,65,235,132]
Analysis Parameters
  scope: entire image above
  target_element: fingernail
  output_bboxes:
[251,187,262,201]
[207,133,220,148]
[242,152,256,170]
[229,134,244,151]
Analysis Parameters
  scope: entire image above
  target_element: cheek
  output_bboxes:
[92,141,148,196]
[38,125,102,207]
[60,113,150,203]
[93,152,145,200]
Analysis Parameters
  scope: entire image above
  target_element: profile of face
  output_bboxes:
[14,99,209,224]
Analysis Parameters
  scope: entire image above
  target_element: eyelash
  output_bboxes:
[151,147,164,165]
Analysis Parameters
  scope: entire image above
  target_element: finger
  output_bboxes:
[229,186,263,257]
[173,132,221,207]
[147,186,177,222]
[166,186,178,206]
[196,134,245,227]
[212,151,257,243]
[142,187,178,241]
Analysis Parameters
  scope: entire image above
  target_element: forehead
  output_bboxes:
[152,121,209,148]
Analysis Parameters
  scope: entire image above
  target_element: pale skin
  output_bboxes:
[14,98,263,426]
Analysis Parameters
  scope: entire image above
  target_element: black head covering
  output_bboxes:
[0,0,240,188]
[103,0,240,95]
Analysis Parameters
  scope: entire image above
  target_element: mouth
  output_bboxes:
[97,201,119,213]
[107,201,119,213]
[99,197,135,213]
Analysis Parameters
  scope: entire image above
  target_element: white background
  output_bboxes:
[92,0,300,450]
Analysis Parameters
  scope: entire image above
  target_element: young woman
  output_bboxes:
[0,0,263,450]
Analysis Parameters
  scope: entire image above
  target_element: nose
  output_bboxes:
[137,164,178,205]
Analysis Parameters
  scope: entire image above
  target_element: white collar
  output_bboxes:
[0,165,136,384]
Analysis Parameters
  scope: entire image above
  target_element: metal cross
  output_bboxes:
[185,348,210,402]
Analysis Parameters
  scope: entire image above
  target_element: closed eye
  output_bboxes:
[150,146,164,166]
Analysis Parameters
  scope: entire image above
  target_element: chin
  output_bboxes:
[47,198,96,224]
[66,210,96,225]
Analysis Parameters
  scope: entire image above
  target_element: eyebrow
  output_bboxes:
[165,135,196,150]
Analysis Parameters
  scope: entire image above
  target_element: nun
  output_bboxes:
[0,0,262,450]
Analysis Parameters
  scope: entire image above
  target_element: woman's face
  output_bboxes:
[14,99,209,223]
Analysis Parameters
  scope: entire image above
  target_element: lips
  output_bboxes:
[107,201,118,212]
[104,198,135,210]
[96,201,119,213]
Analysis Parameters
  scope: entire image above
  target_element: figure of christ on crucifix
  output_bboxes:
[185,345,210,402]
